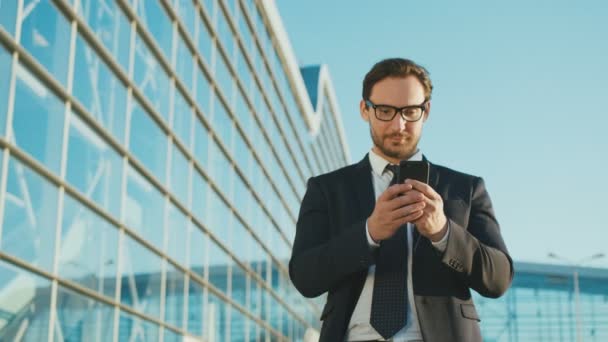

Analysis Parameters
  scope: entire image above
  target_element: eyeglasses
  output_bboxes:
[365,99,427,122]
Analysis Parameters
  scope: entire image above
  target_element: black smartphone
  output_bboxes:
[398,160,430,184]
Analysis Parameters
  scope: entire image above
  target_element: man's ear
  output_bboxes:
[360,99,370,122]
[422,100,431,122]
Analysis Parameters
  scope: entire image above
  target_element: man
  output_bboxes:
[289,58,513,342]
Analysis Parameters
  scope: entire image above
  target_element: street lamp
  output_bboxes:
[547,252,606,342]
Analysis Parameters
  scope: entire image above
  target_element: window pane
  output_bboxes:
[12,63,65,175]
[193,117,209,169]
[55,286,115,342]
[206,292,227,342]
[19,0,71,86]
[128,98,167,184]
[207,187,231,243]
[231,308,248,341]
[187,280,205,336]
[208,239,229,293]
[195,67,211,117]
[1,156,59,272]
[216,9,234,62]
[231,262,247,307]
[172,89,193,149]
[166,202,188,265]
[191,169,208,224]
[164,328,183,342]
[120,234,163,319]
[189,222,207,278]
[208,139,232,202]
[125,165,165,251]
[58,194,119,299]
[0,260,52,341]
[215,55,233,105]
[169,143,190,207]
[66,112,123,218]
[0,0,17,36]
[133,34,171,122]
[196,14,213,65]
[173,0,196,39]
[175,35,194,93]
[0,45,11,137]
[72,34,127,145]
[118,310,159,342]
[76,0,131,71]
[164,263,185,329]
[134,0,173,60]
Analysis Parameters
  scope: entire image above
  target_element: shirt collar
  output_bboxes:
[368,148,423,177]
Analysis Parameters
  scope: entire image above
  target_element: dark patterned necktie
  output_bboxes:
[370,164,408,339]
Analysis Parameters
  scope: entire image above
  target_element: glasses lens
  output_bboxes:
[402,107,423,121]
[375,105,396,121]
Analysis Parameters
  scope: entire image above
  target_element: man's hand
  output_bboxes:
[367,183,426,242]
[405,179,448,242]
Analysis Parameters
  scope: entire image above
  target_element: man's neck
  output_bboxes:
[371,146,419,165]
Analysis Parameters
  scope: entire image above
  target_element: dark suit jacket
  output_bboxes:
[289,154,513,342]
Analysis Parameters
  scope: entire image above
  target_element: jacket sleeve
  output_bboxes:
[289,176,375,298]
[441,177,513,298]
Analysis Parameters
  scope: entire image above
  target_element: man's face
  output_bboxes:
[360,76,430,163]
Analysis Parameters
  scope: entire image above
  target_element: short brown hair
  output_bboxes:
[362,58,433,101]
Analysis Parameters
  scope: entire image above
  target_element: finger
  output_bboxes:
[405,179,442,201]
[400,209,425,224]
[387,190,426,210]
[391,202,426,221]
[381,183,413,201]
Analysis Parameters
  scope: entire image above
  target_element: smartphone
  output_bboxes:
[398,160,430,184]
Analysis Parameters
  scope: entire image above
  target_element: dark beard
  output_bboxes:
[369,124,419,161]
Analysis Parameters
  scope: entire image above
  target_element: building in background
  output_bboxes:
[0,0,348,341]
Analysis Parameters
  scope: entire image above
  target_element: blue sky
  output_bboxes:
[277,0,608,268]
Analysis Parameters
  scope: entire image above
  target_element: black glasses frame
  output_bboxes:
[365,99,427,122]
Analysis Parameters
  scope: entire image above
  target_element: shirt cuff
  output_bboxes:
[365,220,381,248]
[431,221,450,252]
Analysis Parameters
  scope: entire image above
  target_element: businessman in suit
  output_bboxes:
[289,58,513,342]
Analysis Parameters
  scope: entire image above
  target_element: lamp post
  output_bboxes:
[547,252,605,342]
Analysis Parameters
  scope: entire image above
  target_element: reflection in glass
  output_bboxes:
[187,280,205,336]
[0,260,52,341]
[169,143,190,208]
[215,56,234,107]
[196,14,213,65]
[166,202,188,265]
[208,238,229,293]
[172,89,193,150]
[19,1,71,86]
[196,67,211,117]
[118,310,159,342]
[164,328,183,342]
[55,286,115,341]
[66,112,123,219]
[191,169,208,224]
[0,47,10,136]
[119,234,162,319]
[12,63,65,175]
[133,34,171,122]
[125,165,165,251]
[207,187,231,243]
[231,262,248,308]
[189,223,207,279]
[0,0,17,36]
[206,291,227,342]
[127,98,167,184]
[1,156,58,273]
[75,0,131,71]
[133,0,173,60]
[58,194,119,299]
[193,117,209,168]
[72,34,127,144]
[231,308,249,341]
[164,263,185,329]
[175,36,194,92]
[173,0,196,39]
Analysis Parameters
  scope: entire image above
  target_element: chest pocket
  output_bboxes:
[443,199,468,228]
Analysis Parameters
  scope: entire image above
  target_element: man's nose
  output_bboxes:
[391,113,407,130]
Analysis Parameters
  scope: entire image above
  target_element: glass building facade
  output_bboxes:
[0,0,349,341]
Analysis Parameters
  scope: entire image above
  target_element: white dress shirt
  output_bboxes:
[345,149,449,342]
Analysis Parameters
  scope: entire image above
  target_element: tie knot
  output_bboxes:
[385,164,399,175]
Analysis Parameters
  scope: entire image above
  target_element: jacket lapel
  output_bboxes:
[353,153,376,218]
